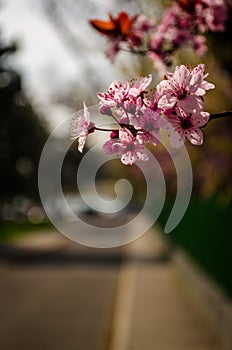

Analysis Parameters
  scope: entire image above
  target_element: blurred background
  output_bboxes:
[0,0,232,349]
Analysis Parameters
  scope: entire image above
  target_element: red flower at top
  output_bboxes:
[89,12,136,40]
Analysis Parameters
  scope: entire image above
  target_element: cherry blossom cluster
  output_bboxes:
[70,64,215,165]
[90,0,231,68]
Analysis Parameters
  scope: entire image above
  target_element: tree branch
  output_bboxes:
[209,111,232,121]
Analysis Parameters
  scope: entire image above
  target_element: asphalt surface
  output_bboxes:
[0,230,121,350]
[0,225,225,350]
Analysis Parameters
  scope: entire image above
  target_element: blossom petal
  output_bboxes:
[173,65,190,86]
[189,70,204,93]
[129,75,152,97]
[177,95,203,113]
[78,133,87,153]
[121,151,137,165]
[83,101,90,123]
[156,79,171,94]
[158,94,177,109]
[187,128,203,145]
[197,80,215,95]
[119,128,133,143]
[103,139,122,155]
[192,112,209,127]
[139,74,152,91]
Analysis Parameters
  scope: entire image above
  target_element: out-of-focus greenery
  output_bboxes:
[158,197,232,298]
[0,221,53,244]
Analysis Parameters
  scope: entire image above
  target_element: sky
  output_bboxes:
[0,0,141,131]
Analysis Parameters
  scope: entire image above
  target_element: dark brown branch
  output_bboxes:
[209,111,232,121]
[94,127,118,132]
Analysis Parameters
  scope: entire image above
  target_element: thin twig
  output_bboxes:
[209,111,232,121]
[94,127,119,132]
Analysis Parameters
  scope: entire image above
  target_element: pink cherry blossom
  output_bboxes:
[193,35,207,56]
[131,14,156,33]
[127,15,155,47]
[143,90,161,111]
[119,75,153,118]
[148,3,197,68]
[195,0,228,33]
[103,131,122,155]
[164,108,209,148]
[98,75,153,120]
[157,64,215,113]
[119,128,149,165]
[131,108,161,146]
[103,128,149,165]
[128,75,152,98]
[147,0,230,68]
[69,102,95,153]
[97,80,130,108]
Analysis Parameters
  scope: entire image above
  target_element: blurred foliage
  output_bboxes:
[0,220,52,243]
[0,36,49,207]
[159,197,232,297]
[61,142,83,193]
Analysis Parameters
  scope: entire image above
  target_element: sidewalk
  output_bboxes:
[110,228,225,350]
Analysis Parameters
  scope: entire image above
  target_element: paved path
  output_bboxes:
[0,229,122,350]
[0,223,225,350]
[109,229,224,350]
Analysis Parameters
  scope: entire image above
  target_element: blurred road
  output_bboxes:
[0,220,225,350]
[0,229,121,350]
